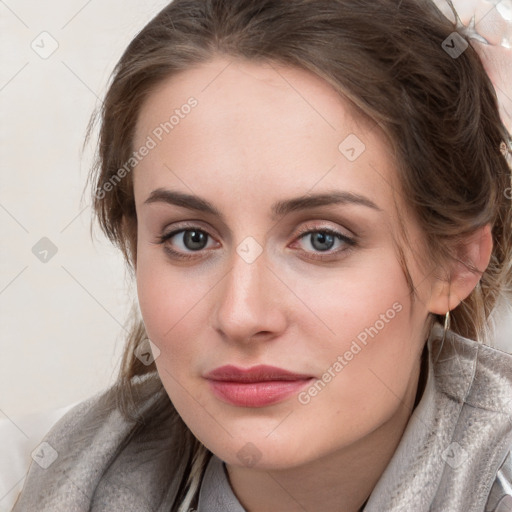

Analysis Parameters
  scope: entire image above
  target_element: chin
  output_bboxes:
[196,426,331,471]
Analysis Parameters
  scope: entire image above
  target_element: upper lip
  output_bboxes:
[205,364,313,382]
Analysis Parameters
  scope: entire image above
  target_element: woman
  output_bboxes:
[12,0,512,510]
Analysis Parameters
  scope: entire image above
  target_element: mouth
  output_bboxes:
[204,364,315,407]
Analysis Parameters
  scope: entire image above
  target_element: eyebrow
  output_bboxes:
[144,188,381,221]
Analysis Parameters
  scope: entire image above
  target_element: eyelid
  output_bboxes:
[294,221,356,241]
[159,220,219,240]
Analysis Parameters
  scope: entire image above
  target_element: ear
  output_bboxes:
[428,224,493,315]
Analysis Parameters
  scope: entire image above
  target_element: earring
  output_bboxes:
[434,310,451,363]
[443,310,451,335]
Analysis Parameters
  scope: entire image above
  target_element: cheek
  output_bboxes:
[136,242,203,337]
[136,250,188,360]
[135,251,221,438]
[291,247,412,350]
[136,259,172,342]
[290,316,419,464]
[135,245,220,389]
[289,253,419,426]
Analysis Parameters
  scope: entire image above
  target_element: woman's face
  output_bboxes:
[132,57,436,469]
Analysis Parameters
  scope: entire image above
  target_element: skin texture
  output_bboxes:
[131,57,491,512]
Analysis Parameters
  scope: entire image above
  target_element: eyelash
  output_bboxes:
[155,223,356,262]
[293,225,356,261]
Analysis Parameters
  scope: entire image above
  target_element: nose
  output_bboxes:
[212,243,288,345]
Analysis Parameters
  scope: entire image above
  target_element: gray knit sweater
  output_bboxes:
[11,323,512,511]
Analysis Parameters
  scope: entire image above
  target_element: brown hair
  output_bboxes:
[85,0,512,507]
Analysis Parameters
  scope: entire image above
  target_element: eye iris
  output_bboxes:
[184,230,207,250]
[310,232,335,252]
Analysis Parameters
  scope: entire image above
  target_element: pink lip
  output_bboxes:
[204,365,314,407]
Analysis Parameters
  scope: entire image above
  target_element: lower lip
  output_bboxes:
[207,378,313,407]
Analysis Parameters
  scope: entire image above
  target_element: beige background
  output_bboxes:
[0,0,171,421]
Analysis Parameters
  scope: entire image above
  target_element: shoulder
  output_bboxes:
[12,373,185,512]
[430,325,512,418]
[427,325,512,511]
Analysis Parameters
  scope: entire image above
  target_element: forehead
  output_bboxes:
[132,57,400,214]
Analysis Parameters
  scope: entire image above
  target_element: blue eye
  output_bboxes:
[301,231,338,251]
[294,227,355,260]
